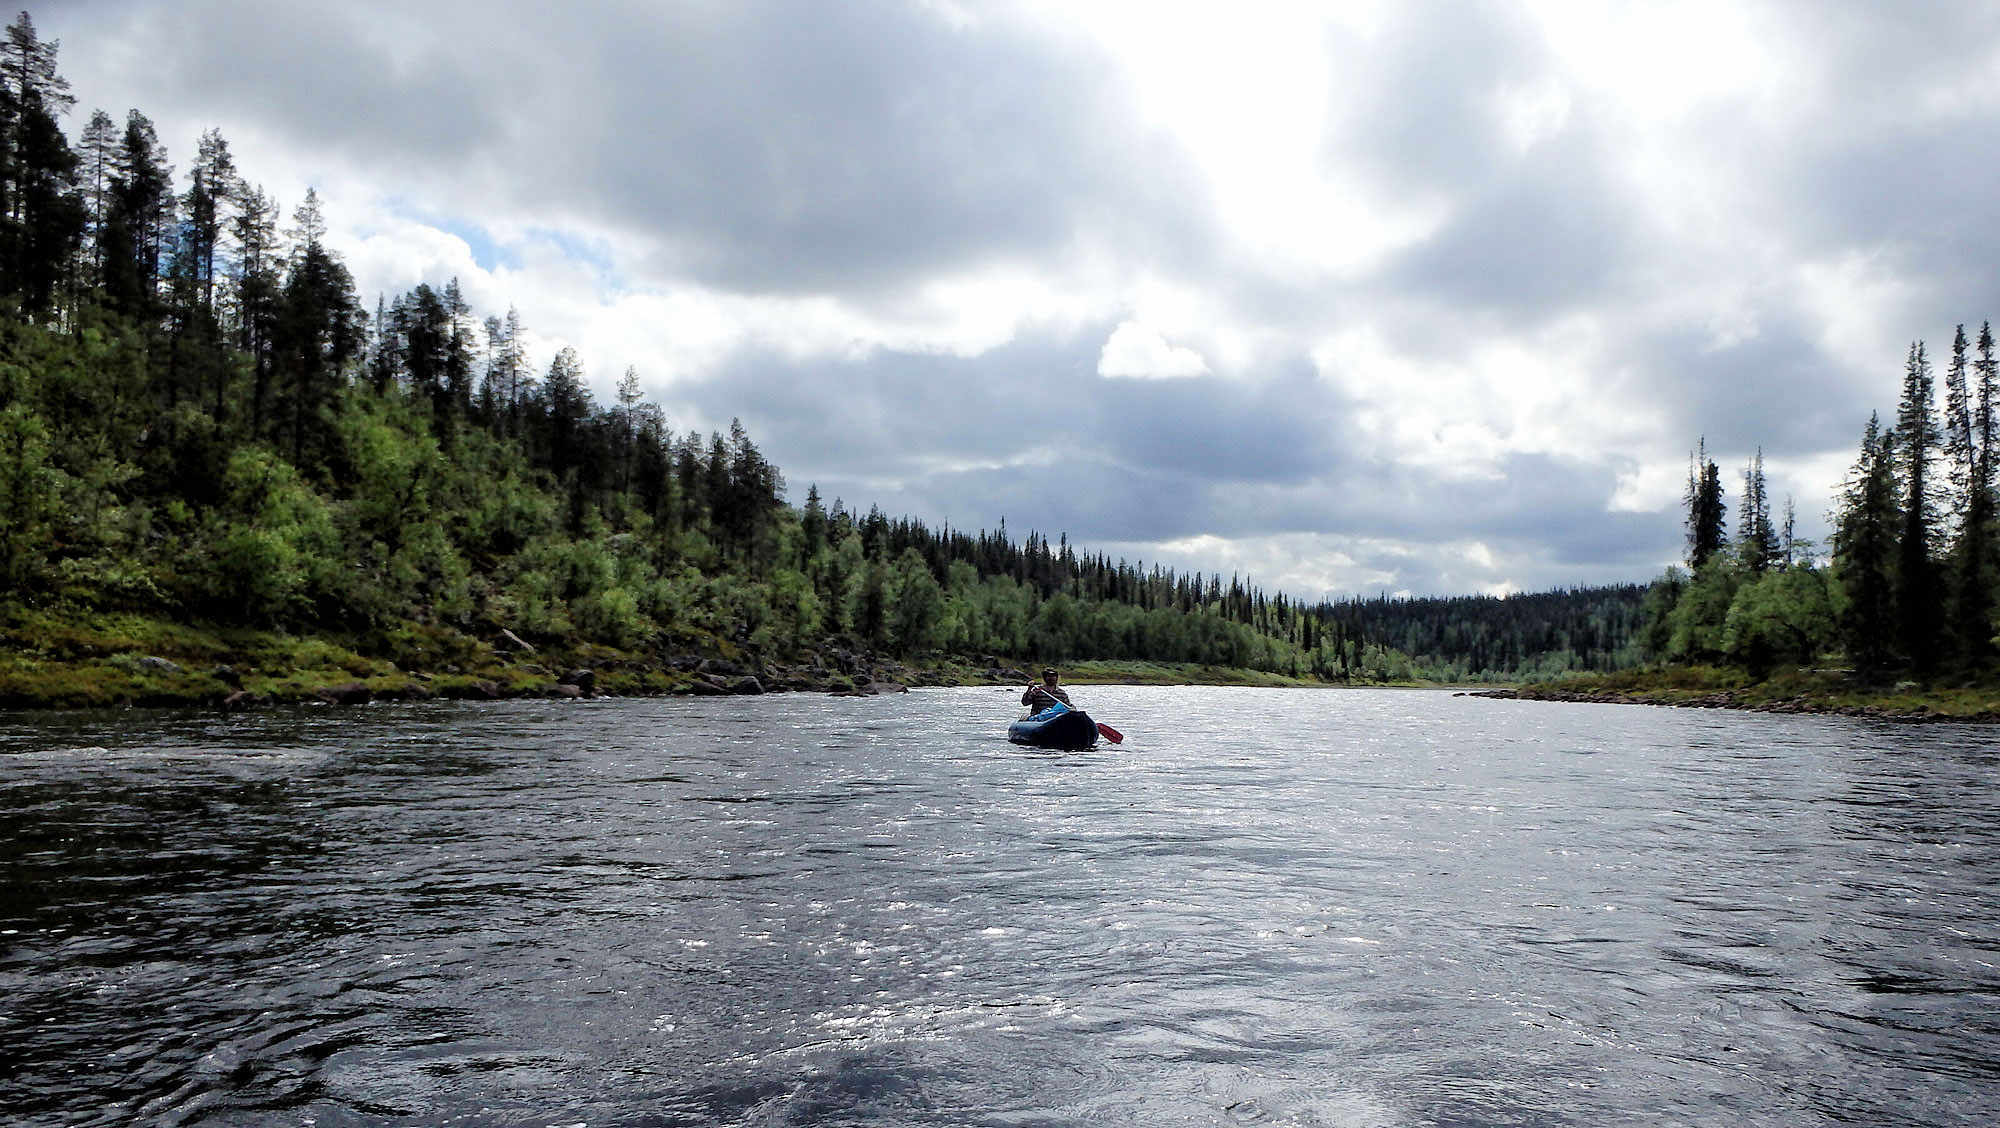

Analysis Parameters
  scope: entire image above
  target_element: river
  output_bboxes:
[2,686,1996,1126]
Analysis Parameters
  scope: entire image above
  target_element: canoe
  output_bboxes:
[1007,702,1099,749]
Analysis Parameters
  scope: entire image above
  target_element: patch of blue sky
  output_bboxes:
[374,197,630,290]
[376,195,515,272]
[520,225,628,291]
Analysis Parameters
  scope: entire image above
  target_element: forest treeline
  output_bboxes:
[1643,325,2000,682]
[0,11,1644,688]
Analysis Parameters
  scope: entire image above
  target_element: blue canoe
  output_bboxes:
[1007,701,1099,749]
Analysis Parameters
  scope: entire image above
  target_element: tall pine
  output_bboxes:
[1685,438,1727,568]
[1737,448,1775,571]
[1834,413,1899,672]
[1892,341,1944,668]
[1949,323,2000,662]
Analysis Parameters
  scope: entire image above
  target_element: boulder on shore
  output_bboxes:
[317,681,372,706]
[834,680,908,696]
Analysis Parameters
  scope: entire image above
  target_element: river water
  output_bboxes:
[2,686,1997,1126]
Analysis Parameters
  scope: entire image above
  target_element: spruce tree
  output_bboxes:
[102,110,173,316]
[1892,341,1944,669]
[1685,438,1727,568]
[1950,323,2000,663]
[0,12,80,321]
[1737,448,1775,571]
[76,108,116,276]
[1943,325,1976,536]
[1834,413,1898,673]
[273,189,361,467]
[185,129,236,313]
[229,183,282,434]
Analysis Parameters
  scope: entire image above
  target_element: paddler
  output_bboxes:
[1021,666,1071,711]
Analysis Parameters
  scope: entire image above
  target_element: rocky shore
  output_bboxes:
[0,608,1050,711]
[1464,685,2000,723]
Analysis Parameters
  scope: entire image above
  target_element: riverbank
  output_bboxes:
[0,605,1350,711]
[1473,665,2000,722]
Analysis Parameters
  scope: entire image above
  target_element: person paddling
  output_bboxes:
[1022,666,1071,711]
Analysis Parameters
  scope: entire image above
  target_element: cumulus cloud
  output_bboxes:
[41,0,2000,597]
[1096,321,1210,379]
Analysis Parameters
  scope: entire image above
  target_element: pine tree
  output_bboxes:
[102,110,173,315]
[165,131,241,414]
[1,12,68,112]
[442,278,475,426]
[273,189,361,467]
[1892,341,1944,668]
[540,345,589,475]
[229,183,282,433]
[1943,325,1976,536]
[614,365,643,492]
[481,305,528,433]
[185,129,236,313]
[1950,323,2000,663]
[1685,438,1727,568]
[76,108,115,276]
[1835,413,1899,673]
[1737,448,1775,571]
[0,12,80,321]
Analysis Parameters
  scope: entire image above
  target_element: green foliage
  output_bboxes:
[887,548,945,654]
[1637,567,1686,660]
[204,446,341,624]
[1665,561,1742,665]
[573,585,648,648]
[0,401,62,589]
[1721,565,1836,676]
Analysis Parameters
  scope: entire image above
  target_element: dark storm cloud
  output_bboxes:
[692,321,1669,590]
[1308,2,1639,322]
[679,331,1336,516]
[56,0,1219,298]
[57,2,507,164]
[1728,3,2000,317]
[1324,0,1552,198]
[1377,136,1635,321]
[1624,321,1874,457]
[1785,127,2000,317]
[580,5,1223,293]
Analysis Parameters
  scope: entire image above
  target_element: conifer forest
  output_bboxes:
[1644,326,2000,684]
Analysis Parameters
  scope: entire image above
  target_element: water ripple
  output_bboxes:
[2,690,1998,1125]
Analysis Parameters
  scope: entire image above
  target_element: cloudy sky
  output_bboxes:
[43,1,2000,599]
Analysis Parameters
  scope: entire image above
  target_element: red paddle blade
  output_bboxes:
[1096,722,1123,744]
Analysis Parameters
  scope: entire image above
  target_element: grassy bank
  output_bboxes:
[0,605,1381,711]
[1485,665,2000,722]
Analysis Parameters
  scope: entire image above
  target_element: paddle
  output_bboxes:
[1025,681,1123,744]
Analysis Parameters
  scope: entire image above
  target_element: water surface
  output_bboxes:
[3,686,1997,1125]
